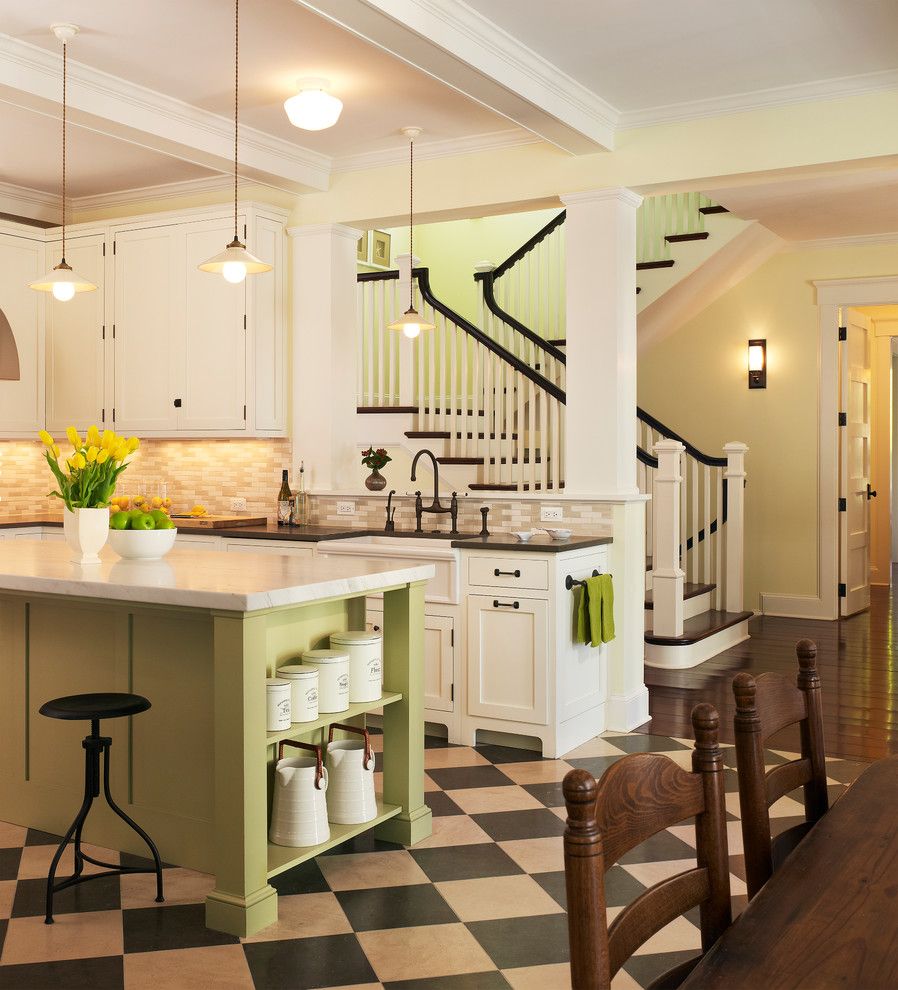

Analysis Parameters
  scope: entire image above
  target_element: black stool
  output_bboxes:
[39,692,165,924]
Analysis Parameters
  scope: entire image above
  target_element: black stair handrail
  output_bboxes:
[488,209,567,281]
[637,406,727,468]
[357,267,566,405]
[473,271,567,365]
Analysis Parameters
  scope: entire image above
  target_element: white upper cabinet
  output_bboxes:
[0,231,45,437]
[45,234,106,434]
[250,215,286,433]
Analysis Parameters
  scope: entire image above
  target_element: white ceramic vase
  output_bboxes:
[326,725,377,825]
[269,746,330,848]
[63,507,110,564]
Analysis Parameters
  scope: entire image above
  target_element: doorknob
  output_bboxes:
[867,484,878,499]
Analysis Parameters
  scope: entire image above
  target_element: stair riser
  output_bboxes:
[644,592,711,630]
[644,619,750,670]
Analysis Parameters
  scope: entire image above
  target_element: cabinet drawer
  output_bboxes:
[468,556,548,591]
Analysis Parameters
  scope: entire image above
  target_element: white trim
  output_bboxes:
[287,223,362,240]
[0,180,61,222]
[604,686,650,733]
[561,187,643,210]
[644,620,750,669]
[758,593,835,620]
[617,68,898,130]
[71,175,233,212]
[814,275,898,305]
[788,231,898,252]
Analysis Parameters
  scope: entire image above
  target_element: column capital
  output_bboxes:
[287,222,362,241]
[561,187,643,211]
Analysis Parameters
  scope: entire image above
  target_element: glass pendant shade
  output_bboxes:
[197,239,272,283]
[30,261,97,301]
[284,82,343,130]
[388,306,435,339]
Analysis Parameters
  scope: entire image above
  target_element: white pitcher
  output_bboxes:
[269,740,329,847]
[325,723,377,825]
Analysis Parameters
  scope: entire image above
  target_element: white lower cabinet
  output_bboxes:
[466,594,548,725]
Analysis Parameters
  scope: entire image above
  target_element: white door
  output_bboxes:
[113,226,182,433]
[466,594,548,725]
[367,607,455,713]
[45,234,106,433]
[840,308,873,616]
[0,232,45,435]
[181,220,246,431]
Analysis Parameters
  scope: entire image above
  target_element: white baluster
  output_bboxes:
[714,467,723,610]
[724,442,748,613]
[702,464,711,585]
[652,439,686,637]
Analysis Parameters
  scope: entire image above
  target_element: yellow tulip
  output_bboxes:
[86,446,99,463]
[112,443,128,462]
[71,452,86,470]
[50,443,60,458]
[66,426,82,449]
[87,425,101,447]
[96,449,109,465]
[101,430,115,450]
[38,430,54,448]
[126,436,140,453]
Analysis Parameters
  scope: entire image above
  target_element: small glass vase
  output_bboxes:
[365,468,387,492]
[63,507,110,564]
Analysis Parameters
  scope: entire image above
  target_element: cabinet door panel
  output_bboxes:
[182,221,246,431]
[466,594,548,725]
[113,227,181,432]
[45,235,106,433]
[0,233,44,435]
[251,216,285,432]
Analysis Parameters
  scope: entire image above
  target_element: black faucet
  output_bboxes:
[410,448,459,535]
[384,490,397,532]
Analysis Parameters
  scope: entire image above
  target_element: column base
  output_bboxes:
[374,804,433,846]
[205,883,278,937]
[606,685,650,732]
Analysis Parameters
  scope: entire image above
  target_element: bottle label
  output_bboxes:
[278,500,291,524]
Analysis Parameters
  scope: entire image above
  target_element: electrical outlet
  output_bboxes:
[230,497,247,512]
[540,505,563,522]
[336,501,356,516]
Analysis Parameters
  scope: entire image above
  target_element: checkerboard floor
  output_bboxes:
[0,731,866,989]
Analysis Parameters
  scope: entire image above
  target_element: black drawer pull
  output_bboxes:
[493,600,519,609]
[494,568,521,577]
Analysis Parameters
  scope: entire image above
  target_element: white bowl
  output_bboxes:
[108,527,178,560]
[542,527,572,541]
[512,530,534,542]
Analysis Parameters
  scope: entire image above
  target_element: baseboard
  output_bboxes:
[605,686,650,732]
[759,592,836,620]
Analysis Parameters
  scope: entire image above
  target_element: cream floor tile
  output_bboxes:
[669,821,747,858]
[633,916,702,956]
[357,923,494,983]
[499,760,573,785]
[424,747,489,769]
[436,874,563,922]
[566,737,629,759]
[621,859,696,888]
[503,962,573,989]
[446,785,543,815]
[663,749,697,771]
[317,850,430,891]
[498,836,565,874]
[242,891,352,942]
[769,794,807,818]
[0,880,15,919]
[17,842,119,881]
[124,944,254,990]
[552,807,568,822]
[412,815,492,849]
[610,967,644,989]
[1,909,123,965]
[423,773,440,792]
[0,822,26,847]
[120,867,213,910]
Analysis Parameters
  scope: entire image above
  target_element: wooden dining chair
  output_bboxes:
[732,638,828,899]
[563,704,731,990]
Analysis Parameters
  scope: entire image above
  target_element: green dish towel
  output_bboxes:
[575,574,615,646]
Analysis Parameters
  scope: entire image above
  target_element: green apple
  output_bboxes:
[155,517,175,530]
[110,512,130,531]
[149,509,169,527]
[131,513,156,531]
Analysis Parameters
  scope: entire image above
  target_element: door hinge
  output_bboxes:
[838,582,846,598]
[838,497,847,512]
[450,683,454,703]
[838,412,847,426]
[838,326,847,341]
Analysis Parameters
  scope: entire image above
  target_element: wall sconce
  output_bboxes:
[748,338,766,389]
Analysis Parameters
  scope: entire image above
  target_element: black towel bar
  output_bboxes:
[565,569,601,591]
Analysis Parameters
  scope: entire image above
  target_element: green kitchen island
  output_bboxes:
[0,539,433,936]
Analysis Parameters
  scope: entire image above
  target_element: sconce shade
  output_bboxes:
[748,338,766,389]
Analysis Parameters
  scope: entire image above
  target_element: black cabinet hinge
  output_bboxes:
[450,628,454,647]
[113,241,116,255]
[101,325,105,341]
[243,223,247,240]
[112,325,116,339]
[838,497,847,512]
[243,404,247,420]
[102,242,106,257]
[243,314,247,330]
[838,326,847,341]
[838,412,847,426]
[838,582,847,598]
[101,408,105,422]
[112,407,116,422]
[450,684,454,703]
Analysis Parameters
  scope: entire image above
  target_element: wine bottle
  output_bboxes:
[277,469,292,526]
[292,461,309,526]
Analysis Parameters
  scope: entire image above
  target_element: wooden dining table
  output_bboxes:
[681,754,898,989]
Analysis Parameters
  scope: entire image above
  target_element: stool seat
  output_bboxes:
[39,693,151,721]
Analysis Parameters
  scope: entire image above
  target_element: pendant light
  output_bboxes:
[387,127,435,339]
[29,24,97,302]
[198,0,271,284]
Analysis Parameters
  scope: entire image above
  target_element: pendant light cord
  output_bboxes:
[408,135,414,310]
[233,0,239,242]
[61,40,67,262]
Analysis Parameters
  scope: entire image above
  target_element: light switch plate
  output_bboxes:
[230,497,247,512]
[540,505,563,522]
[336,501,356,516]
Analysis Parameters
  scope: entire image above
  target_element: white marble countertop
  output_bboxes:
[0,540,435,612]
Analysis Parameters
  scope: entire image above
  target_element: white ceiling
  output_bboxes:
[466,0,898,116]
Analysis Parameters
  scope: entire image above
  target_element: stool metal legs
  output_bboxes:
[45,719,165,924]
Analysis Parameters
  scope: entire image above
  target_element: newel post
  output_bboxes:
[652,439,685,637]
[723,442,748,613]
[395,253,420,408]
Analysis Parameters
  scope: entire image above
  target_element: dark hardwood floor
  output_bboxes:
[641,585,898,762]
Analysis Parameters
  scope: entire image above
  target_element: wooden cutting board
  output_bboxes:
[170,514,268,529]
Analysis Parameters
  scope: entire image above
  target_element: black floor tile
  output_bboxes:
[618,830,696,865]
[243,932,377,990]
[318,833,404,856]
[270,858,330,896]
[472,809,566,842]
[533,863,646,913]
[13,874,121,918]
[410,843,523,883]
[0,920,6,959]
[0,956,124,990]
[609,734,690,754]
[0,848,21,881]
[385,973,510,989]
[119,851,175,871]
[622,949,699,988]
[424,734,454,749]
[476,744,545,765]
[426,765,514,791]
[723,768,740,793]
[565,754,625,777]
[24,828,63,847]
[521,780,565,807]
[122,902,239,953]
[424,791,464,817]
[468,913,570,969]
[532,870,567,910]
[336,883,457,932]
[823,759,868,784]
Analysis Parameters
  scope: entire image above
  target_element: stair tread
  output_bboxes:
[665,232,710,243]
[700,205,729,215]
[437,456,484,465]
[644,582,715,609]
[636,259,676,270]
[357,405,418,414]
[405,431,450,439]
[644,609,753,646]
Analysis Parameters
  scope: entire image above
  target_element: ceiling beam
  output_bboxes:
[293,0,616,154]
[0,33,331,194]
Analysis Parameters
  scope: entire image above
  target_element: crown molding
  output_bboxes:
[618,68,898,130]
[70,175,233,213]
[332,127,541,173]
[787,229,898,252]
[0,180,61,223]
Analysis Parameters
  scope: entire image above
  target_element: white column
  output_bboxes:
[724,442,749,613]
[395,253,419,407]
[561,187,642,497]
[290,223,362,492]
[652,439,686,637]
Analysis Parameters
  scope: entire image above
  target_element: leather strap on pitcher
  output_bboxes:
[328,723,375,769]
[278,738,325,790]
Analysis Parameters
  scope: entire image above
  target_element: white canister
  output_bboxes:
[269,740,330,848]
[302,649,350,714]
[277,664,320,723]
[330,631,383,704]
[325,723,377,825]
[266,678,292,731]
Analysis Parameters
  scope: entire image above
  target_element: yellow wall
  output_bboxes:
[638,241,898,611]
